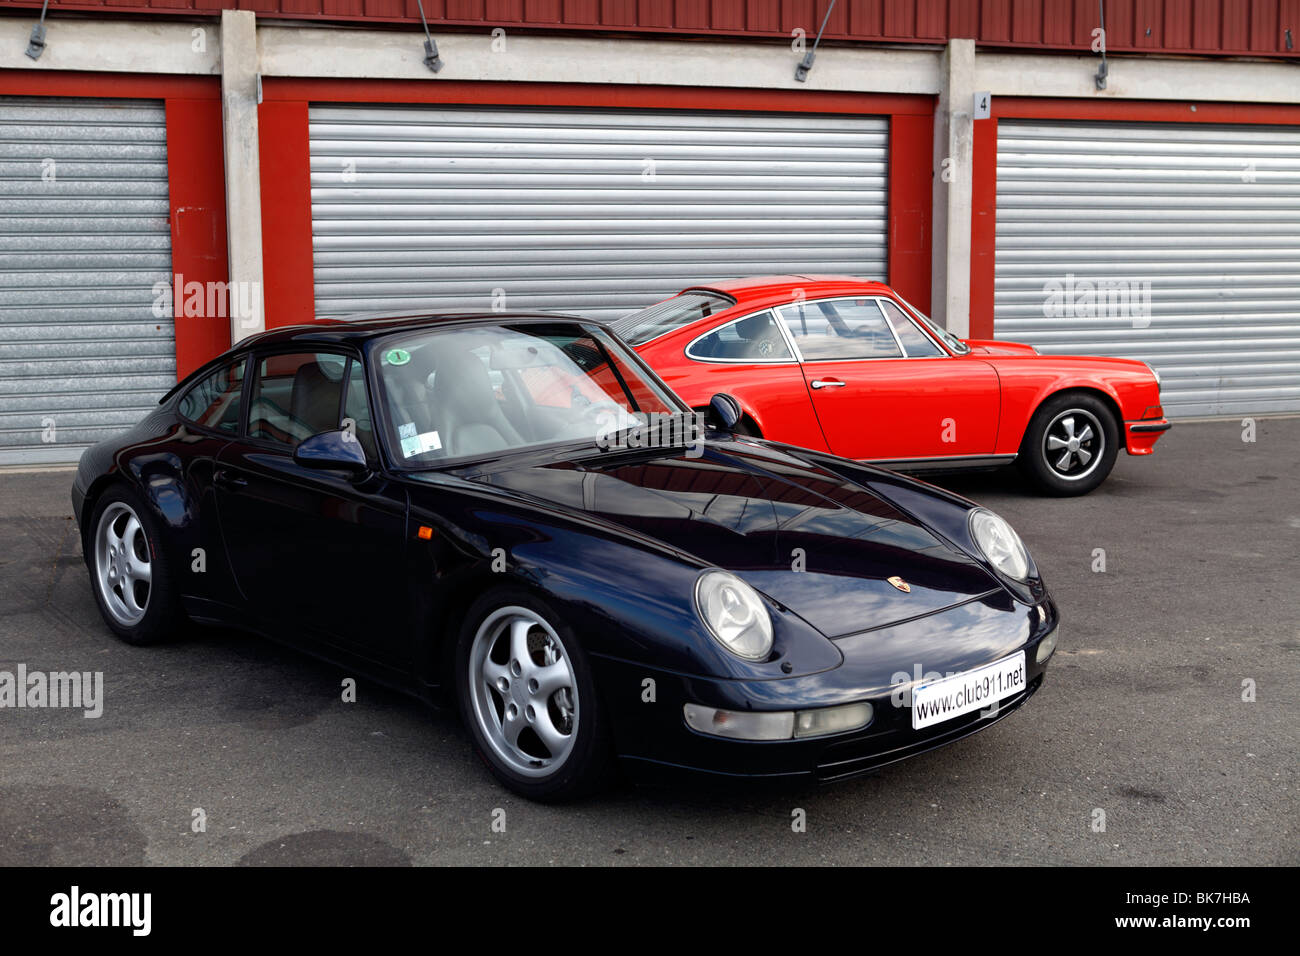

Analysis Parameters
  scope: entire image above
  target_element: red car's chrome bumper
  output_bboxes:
[1124,418,1172,455]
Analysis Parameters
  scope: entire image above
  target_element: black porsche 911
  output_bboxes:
[72,313,1059,800]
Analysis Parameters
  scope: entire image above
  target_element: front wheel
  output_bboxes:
[455,588,611,801]
[1018,393,1120,496]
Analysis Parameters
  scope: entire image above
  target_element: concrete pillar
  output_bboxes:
[219,10,266,344]
[931,38,976,338]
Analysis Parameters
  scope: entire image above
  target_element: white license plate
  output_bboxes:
[911,651,1026,730]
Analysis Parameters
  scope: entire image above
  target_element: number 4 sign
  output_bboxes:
[973,92,991,120]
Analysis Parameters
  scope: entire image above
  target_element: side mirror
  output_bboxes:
[707,393,743,432]
[293,429,369,474]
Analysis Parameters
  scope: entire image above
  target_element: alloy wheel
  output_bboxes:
[468,607,579,778]
[94,501,152,627]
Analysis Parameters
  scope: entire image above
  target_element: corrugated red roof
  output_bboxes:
[6,1,1297,59]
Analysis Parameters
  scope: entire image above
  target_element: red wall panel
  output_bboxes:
[1011,0,1041,44]
[12,1,1299,56]
[1192,0,1221,49]
[980,0,1011,43]
[887,112,934,315]
[826,0,854,34]
[948,0,980,36]
[1106,0,1135,49]
[1134,0,1161,47]
[602,0,639,27]
[745,0,781,31]
[1221,0,1250,50]
[882,0,914,36]
[1249,0,1278,49]
[525,0,563,22]
[564,0,601,24]
[257,100,317,330]
[914,0,947,37]
[639,0,675,28]
[166,96,232,377]
[673,0,710,28]
[968,113,996,340]
[711,0,746,30]
[1040,0,1072,44]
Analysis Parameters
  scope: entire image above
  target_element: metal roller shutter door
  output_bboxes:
[0,97,175,466]
[309,105,888,321]
[994,119,1300,418]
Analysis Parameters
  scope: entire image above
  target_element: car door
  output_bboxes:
[671,309,830,451]
[776,296,1000,462]
[213,348,410,664]
[173,353,249,610]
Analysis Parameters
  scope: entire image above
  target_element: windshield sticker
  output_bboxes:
[400,425,442,458]
[384,348,411,366]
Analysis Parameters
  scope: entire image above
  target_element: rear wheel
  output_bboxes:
[1018,393,1119,496]
[455,588,611,801]
[86,485,184,645]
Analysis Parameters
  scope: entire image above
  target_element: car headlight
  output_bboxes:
[694,570,773,661]
[968,509,1031,582]
[1145,361,1161,387]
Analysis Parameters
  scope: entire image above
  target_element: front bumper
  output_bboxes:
[1124,417,1171,455]
[597,592,1058,784]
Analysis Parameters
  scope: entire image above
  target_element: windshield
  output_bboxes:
[610,291,736,346]
[893,293,970,354]
[374,321,684,465]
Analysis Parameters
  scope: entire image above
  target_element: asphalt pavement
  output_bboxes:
[0,417,1296,865]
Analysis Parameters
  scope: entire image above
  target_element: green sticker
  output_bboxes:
[384,348,411,366]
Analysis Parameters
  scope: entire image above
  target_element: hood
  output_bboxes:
[962,339,1038,356]
[452,441,1000,638]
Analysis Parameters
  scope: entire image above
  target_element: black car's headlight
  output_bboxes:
[968,509,1031,582]
[694,570,773,661]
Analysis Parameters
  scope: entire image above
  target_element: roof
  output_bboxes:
[235,311,595,349]
[682,274,896,308]
[161,311,602,404]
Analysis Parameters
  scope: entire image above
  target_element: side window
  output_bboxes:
[777,299,903,361]
[178,358,246,434]
[247,351,348,447]
[342,358,377,459]
[687,311,793,362]
[879,299,944,357]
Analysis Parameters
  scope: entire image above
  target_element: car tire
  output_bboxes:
[455,588,612,802]
[85,484,185,645]
[1018,392,1120,497]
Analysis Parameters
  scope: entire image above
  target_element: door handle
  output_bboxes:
[810,379,846,389]
[214,469,248,489]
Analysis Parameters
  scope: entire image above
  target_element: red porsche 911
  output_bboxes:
[613,275,1170,495]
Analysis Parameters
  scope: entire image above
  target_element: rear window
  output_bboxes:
[178,358,246,434]
[610,291,736,346]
